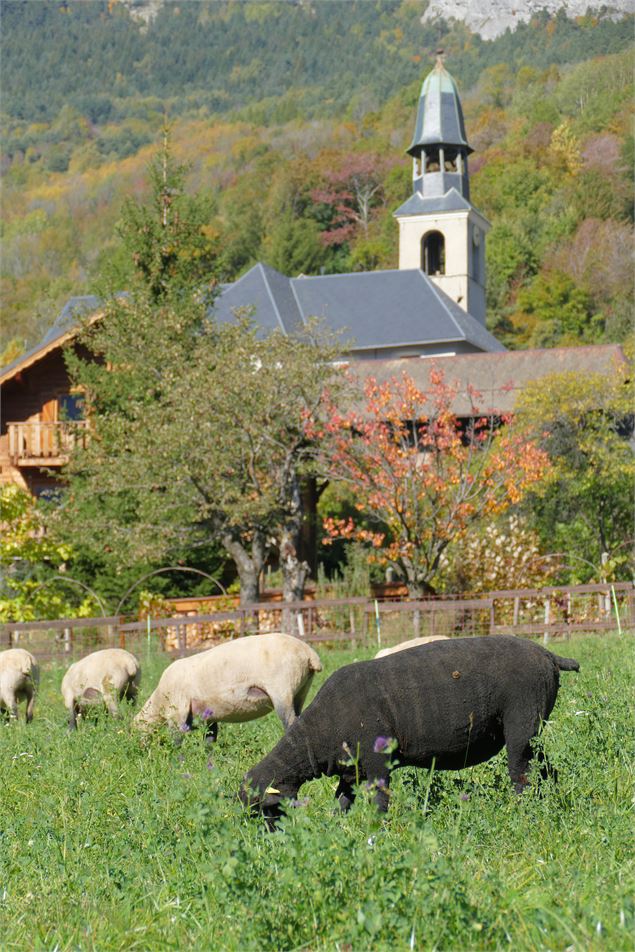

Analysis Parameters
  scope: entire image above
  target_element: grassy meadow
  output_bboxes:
[0,634,633,951]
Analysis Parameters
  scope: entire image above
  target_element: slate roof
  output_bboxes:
[348,345,628,416]
[213,264,505,354]
[2,262,505,387]
[407,63,473,157]
[1,295,101,382]
[393,187,478,219]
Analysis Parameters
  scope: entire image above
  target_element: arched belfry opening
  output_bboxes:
[422,231,445,275]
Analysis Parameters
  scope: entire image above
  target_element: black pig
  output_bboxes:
[239,636,579,824]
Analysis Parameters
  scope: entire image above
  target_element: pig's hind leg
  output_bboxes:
[503,708,542,794]
[334,776,356,813]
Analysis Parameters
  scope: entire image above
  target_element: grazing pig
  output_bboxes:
[0,648,39,723]
[375,635,448,659]
[61,648,140,729]
[240,636,579,825]
[135,632,322,743]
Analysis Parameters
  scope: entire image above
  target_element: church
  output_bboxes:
[0,58,625,496]
[214,56,504,359]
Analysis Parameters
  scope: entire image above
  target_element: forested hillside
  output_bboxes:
[2,0,633,357]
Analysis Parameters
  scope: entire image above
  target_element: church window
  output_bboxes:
[423,147,440,173]
[472,227,481,280]
[444,148,459,172]
[422,231,445,275]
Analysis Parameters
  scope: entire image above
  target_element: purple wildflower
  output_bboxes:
[201,707,214,720]
[206,759,214,771]
[373,735,391,754]
[179,722,191,733]
[460,793,470,802]
[290,797,310,808]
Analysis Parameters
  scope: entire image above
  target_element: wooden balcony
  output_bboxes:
[7,421,89,467]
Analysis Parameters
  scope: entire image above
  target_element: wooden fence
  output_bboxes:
[1,581,632,664]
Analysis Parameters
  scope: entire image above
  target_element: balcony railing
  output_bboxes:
[7,421,89,466]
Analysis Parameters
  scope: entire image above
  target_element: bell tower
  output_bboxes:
[394,52,490,325]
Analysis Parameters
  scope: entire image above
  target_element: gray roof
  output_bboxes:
[214,263,303,336]
[214,264,505,354]
[350,344,628,416]
[1,295,100,379]
[41,295,101,345]
[407,63,473,157]
[393,187,475,218]
[2,262,504,385]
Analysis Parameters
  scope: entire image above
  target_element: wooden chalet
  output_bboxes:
[0,296,98,496]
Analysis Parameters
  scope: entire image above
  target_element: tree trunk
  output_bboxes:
[402,562,436,638]
[280,528,309,636]
[280,475,309,635]
[222,531,266,610]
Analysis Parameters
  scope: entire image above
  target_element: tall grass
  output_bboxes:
[0,635,632,950]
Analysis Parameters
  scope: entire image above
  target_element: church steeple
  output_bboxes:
[394,53,490,327]
[408,51,473,200]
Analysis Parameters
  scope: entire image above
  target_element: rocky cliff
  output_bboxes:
[422,0,634,40]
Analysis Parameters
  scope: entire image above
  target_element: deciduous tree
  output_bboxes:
[59,137,342,609]
[314,370,549,596]
[516,359,634,581]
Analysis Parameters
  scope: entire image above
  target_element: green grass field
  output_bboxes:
[1,634,633,951]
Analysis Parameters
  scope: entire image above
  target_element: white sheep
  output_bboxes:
[135,632,322,742]
[0,648,39,723]
[61,648,141,729]
[374,634,449,659]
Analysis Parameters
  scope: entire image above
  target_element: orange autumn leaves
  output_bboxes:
[312,369,550,595]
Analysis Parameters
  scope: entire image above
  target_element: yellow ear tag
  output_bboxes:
[265,786,281,795]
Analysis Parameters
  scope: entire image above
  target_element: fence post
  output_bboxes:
[543,598,550,644]
[512,597,520,627]
[374,599,381,646]
[489,601,495,635]
[63,627,72,653]
[178,624,186,658]
[349,606,356,638]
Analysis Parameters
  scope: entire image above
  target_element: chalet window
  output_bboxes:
[422,231,445,275]
[60,393,84,421]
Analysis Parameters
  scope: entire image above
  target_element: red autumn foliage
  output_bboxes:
[311,370,550,596]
